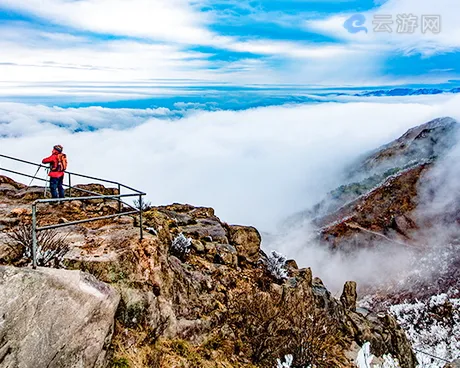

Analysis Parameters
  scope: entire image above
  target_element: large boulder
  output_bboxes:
[0,266,120,368]
[227,225,261,262]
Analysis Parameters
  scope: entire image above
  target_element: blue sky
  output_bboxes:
[0,0,459,107]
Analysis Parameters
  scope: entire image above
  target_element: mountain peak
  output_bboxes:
[355,116,458,178]
[399,116,457,140]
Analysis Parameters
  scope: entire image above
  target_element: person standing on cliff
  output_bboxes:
[42,145,67,199]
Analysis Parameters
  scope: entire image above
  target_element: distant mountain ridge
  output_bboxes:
[287,117,459,225]
[354,87,460,97]
[313,116,459,238]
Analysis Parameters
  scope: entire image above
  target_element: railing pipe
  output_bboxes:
[32,204,37,270]
[0,167,49,184]
[64,171,143,194]
[139,194,144,240]
[0,154,40,168]
[118,184,121,213]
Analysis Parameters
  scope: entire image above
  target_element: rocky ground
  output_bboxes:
[0,175,417,367]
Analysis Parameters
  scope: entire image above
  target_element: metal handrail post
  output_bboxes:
[32,204,37,269]
[139,194,143,240]
[68,173,72,197]
[118,184,121,213]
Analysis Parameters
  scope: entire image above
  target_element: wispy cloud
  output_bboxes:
[0,0,213,44]
[0,0,459,99]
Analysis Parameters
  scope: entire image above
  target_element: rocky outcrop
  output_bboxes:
[317,163,430,249]
[297,117,459,226]
[0,176,418,367]
[341,281,358,311]
[0,266,119,368]
[226,224,261,263]
[313,117,459,249]
[353,117,457,177]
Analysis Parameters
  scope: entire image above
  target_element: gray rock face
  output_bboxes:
[0,266,120,368]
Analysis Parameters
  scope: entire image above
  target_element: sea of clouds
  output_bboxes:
[2,94,460,291]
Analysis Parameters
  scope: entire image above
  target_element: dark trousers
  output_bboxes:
[50,176,65,199]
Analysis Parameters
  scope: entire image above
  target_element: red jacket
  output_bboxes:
[42,151,65,178]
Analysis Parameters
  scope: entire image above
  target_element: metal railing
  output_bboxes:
[0,153,146,269]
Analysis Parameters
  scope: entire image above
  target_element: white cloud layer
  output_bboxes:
[2,95,460,230]
[2,96,460,290]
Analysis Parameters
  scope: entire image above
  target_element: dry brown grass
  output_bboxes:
[109,322,165,368]
[226,286,348,368]
[6,222,70,267]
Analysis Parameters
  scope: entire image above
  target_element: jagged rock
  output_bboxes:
[191,239,204,253]
[9,208,31,217]
[0,243,20,265]
[341,281,357,311]
[0,218,19,228]
[392,214,416,237]
[286,259,298,270]
[227,225,261,262]
[13,187,46,201]
[345,310,417,368]
[0,266,120,368]
[0,176,26,190]
[117,216,134,225]
[69,184,119,197]
[180,219,229,244]
[214,244,237,266]
[293,268,313,297]
[204,241,217,257]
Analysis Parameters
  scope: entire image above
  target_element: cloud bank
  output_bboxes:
[2,95,460,228]
[2,95,460,291]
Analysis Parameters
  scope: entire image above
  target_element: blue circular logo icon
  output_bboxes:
[344,14,368,34]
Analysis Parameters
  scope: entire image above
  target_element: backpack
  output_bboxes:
[55,153,68,172]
